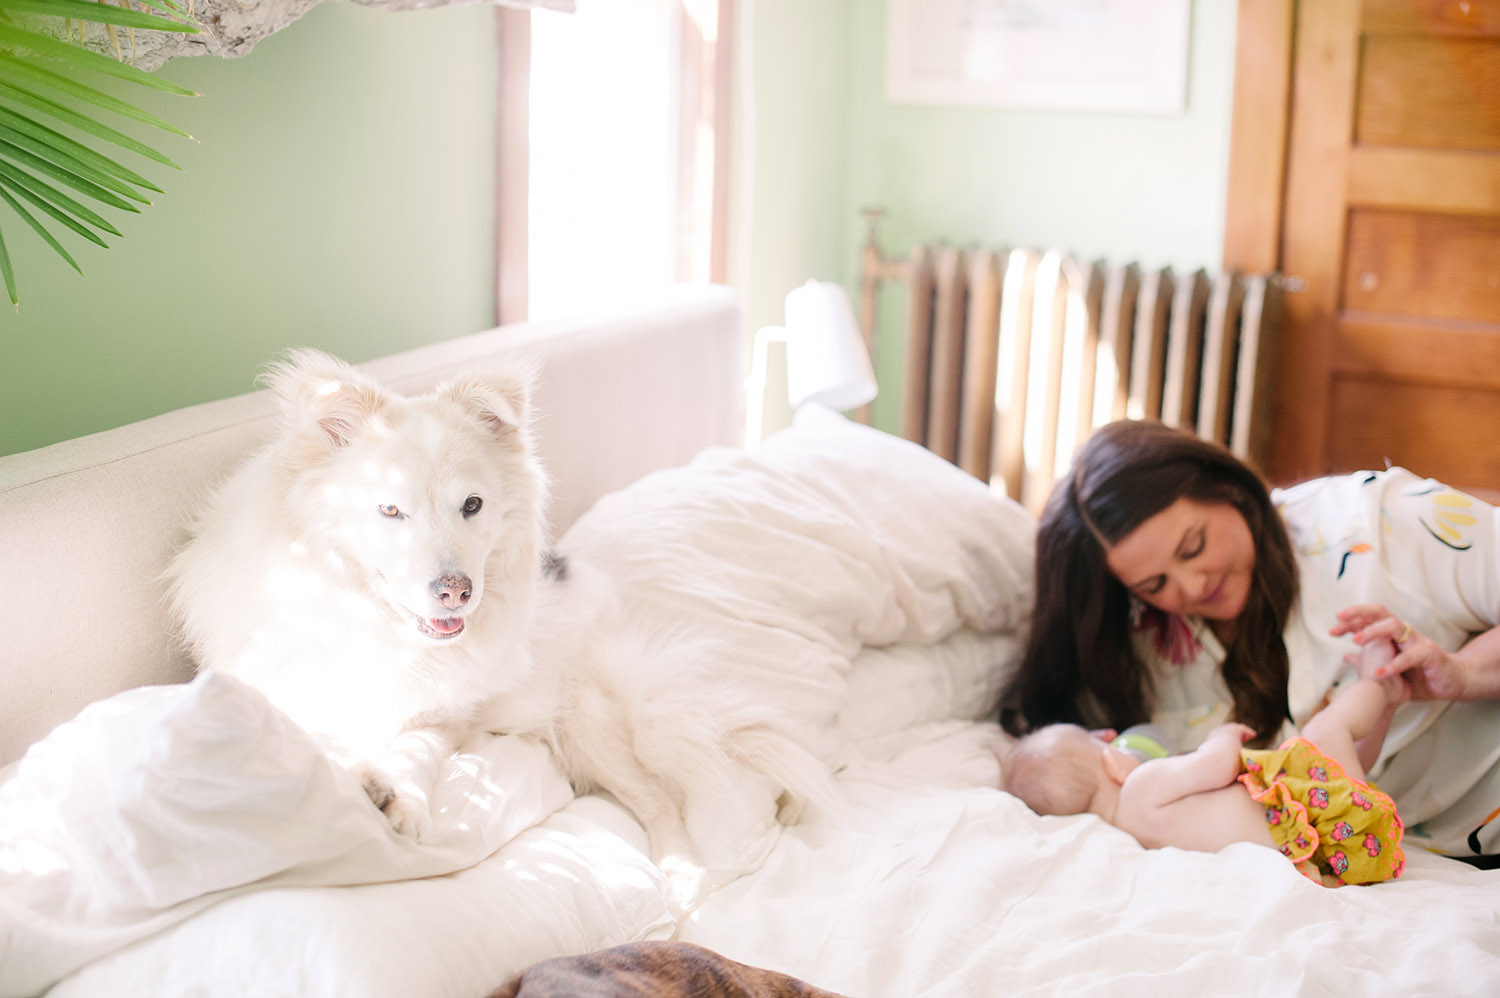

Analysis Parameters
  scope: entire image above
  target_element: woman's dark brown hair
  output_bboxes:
[998,420,1298,747]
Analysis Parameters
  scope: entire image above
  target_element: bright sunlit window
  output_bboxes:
[527,0,679,321]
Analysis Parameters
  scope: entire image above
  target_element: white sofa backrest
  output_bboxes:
[0,286,743,765]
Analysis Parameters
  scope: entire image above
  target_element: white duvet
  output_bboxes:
[3,412,1498,997]
[683,726,1500,996]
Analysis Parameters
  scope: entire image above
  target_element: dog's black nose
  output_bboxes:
[431,573,472,610]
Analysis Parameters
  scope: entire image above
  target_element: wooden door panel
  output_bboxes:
[1258,0,1500,495]
[1362,0,1500,37]
[1343,209,1500,323]
[1348,147,1500,215]
[1338,317,1500,389]
[1330,378,1500,486]
[1357,36,1500,150]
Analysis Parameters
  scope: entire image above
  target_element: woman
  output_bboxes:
[998,419,1500,859]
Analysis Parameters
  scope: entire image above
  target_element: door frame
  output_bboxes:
[1222,0,1296,277]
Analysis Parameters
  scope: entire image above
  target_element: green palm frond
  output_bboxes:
[0,0,199,308]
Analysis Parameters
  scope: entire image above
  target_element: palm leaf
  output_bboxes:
[0,177,81,273]
[0,24,199,96]
[0,136,139,211]
[0,1,198,306]
[0,158,123,237]
[0,104,162,192]
[0,216,16,307]
[0,166,107,246]
[0,78,183,169]
[0,122,152,203]
[0,0,196,33]
[0,54,191,137]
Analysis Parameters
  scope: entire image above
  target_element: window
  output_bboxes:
[498,0,731,324]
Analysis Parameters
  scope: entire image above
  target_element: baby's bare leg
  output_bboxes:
[1301,677,1401,783]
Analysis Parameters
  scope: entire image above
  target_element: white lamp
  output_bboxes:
[783,280,878,412]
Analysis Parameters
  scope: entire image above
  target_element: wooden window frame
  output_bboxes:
[494,1,734,325]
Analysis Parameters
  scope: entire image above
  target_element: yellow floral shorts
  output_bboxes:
[1238,737,1405,887]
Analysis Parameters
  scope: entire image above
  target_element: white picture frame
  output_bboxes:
[885,0,1191,114]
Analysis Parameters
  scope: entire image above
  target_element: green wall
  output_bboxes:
[0,1,498,456]
[728,0,852,354]
[3,0,1237,455]
[734,0,1238,433]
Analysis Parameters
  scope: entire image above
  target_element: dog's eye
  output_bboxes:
[462,495,483,518]
[377,504,403,519]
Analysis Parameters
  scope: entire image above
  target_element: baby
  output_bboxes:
[1001,673,1408,886]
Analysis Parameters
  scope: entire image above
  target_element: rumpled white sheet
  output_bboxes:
[43,795,677,998]
[0,672,585,997]
[681,722,1500,997]
[558,405,1036,760]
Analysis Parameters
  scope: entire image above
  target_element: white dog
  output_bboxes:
[168,349,832,867]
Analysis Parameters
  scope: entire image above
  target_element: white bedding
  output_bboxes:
[4,412,1499,997]
[683,728,1500,997]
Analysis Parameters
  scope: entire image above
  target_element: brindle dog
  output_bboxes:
[489,941,847,998]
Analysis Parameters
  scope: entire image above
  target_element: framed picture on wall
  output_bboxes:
[885,0,1190,113]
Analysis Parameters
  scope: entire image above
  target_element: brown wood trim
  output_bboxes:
[1222,0,1295,273]
[496,7,530,326]
[1348,146,1500,215]
[1270,0,1361,482]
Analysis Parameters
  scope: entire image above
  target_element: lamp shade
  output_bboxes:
[783,280,878,411]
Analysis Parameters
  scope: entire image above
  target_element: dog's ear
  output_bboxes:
[262,348,388,449]
[438,364,535,440]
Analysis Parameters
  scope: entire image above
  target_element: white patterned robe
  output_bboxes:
[1134,468,1500,858]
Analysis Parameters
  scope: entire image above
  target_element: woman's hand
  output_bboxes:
[1331,604,1470,701]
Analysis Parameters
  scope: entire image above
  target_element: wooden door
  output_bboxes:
[1226,0,1500,495]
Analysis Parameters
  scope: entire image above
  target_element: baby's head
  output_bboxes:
[1001,723,1118,817]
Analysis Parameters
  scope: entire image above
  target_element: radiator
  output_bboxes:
[860,234,1283,513]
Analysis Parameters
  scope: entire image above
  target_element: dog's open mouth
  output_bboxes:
[417,616,466,640]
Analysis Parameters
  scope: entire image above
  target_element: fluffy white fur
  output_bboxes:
[167,349,833,868]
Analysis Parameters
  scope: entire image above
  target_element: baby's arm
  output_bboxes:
[1118,723,1254,813]
[1301,675,1405,782]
